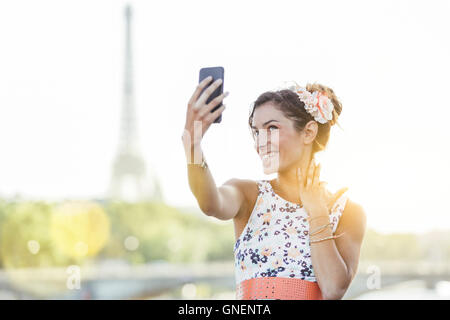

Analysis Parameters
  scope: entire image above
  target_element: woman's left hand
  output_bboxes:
[297,159,348,218]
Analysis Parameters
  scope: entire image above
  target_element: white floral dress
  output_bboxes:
[234,179,348,285]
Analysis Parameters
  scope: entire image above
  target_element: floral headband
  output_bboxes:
[248,81,335,124]
[282,82,334,124]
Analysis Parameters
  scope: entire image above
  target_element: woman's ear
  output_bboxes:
[302,120,319,145]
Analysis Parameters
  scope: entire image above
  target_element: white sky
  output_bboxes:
[0,0,449,234]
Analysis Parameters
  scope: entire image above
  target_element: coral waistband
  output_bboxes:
[236,276,323,300]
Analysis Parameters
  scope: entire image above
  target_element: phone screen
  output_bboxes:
[199,66,224,123]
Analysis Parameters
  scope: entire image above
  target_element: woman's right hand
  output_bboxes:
[181,76,229,150]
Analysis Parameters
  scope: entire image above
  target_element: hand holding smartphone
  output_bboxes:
[198,66,225,123]
[182,66,228,156]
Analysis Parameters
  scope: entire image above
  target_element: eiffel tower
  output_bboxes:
[108,4,163,202]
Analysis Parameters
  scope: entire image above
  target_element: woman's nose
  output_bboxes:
[256,130,270,147]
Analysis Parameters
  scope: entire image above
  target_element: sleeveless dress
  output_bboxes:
[233,179,348,300]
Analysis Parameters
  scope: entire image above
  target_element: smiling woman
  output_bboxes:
[182,78,366,300]
[249,83,343,166]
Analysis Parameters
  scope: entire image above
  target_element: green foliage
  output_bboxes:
[0,201,74,269]
[101,201,235,264]
[360,228,424,261]
[2,198,450,268]
[0,199,236,268]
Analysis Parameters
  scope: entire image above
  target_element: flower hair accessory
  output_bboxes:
[278,81,334,124]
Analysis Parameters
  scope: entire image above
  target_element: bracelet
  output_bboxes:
[310,232,345,244]
[187,157,208,169]
[310,222,333,236]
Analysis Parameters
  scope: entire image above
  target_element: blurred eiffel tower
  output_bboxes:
[108,4,163,202]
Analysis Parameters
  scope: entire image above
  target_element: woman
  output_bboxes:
[181,76,366,300]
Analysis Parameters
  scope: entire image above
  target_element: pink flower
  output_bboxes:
[296,87,334,124]
[275,81,334,124]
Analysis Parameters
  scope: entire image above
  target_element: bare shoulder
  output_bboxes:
[338,198,367,240]
[223,178,259,219]
[223,177,256,188]
[344,199,366,223]
[223,178,258,195]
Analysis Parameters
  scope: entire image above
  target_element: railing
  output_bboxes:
[1,260,449,299]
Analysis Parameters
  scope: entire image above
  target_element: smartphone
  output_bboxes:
[199,66,224,123]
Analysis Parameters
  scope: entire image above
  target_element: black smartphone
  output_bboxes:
[199,66,224,123]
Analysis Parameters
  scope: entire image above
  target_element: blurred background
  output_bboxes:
[0,0,450,299]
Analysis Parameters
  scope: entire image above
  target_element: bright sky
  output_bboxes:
[0,0,449,234]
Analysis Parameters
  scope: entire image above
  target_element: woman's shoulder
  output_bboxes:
[223,177,260,188]
[338,197,367,236]
[223,178,260,199]
[223,178,261,216]
[343,198,365,219]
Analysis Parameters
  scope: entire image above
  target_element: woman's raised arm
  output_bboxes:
[181,76,230,217]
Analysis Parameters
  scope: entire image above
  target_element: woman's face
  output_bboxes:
[251,102,305,175]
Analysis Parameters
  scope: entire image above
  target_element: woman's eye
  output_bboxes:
[253,126,277,136]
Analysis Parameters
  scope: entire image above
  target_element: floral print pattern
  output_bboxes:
[234,180,348,285]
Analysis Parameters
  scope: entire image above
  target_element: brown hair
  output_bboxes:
[248,82,343,155]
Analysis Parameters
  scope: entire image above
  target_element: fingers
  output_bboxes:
[195,78,223,109]
[203,104,226,124]
[188,76,213,107]
[313,163,321,187]
[297,167,304,191]
[300,159,323,190]
[319,181,328,189]
[198,91,229,119]
[334,187,348,201]
[305,159,315,188]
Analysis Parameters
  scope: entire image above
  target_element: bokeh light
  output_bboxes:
[50,201,110,259]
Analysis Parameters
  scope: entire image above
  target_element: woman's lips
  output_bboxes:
[261,152,278,162]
